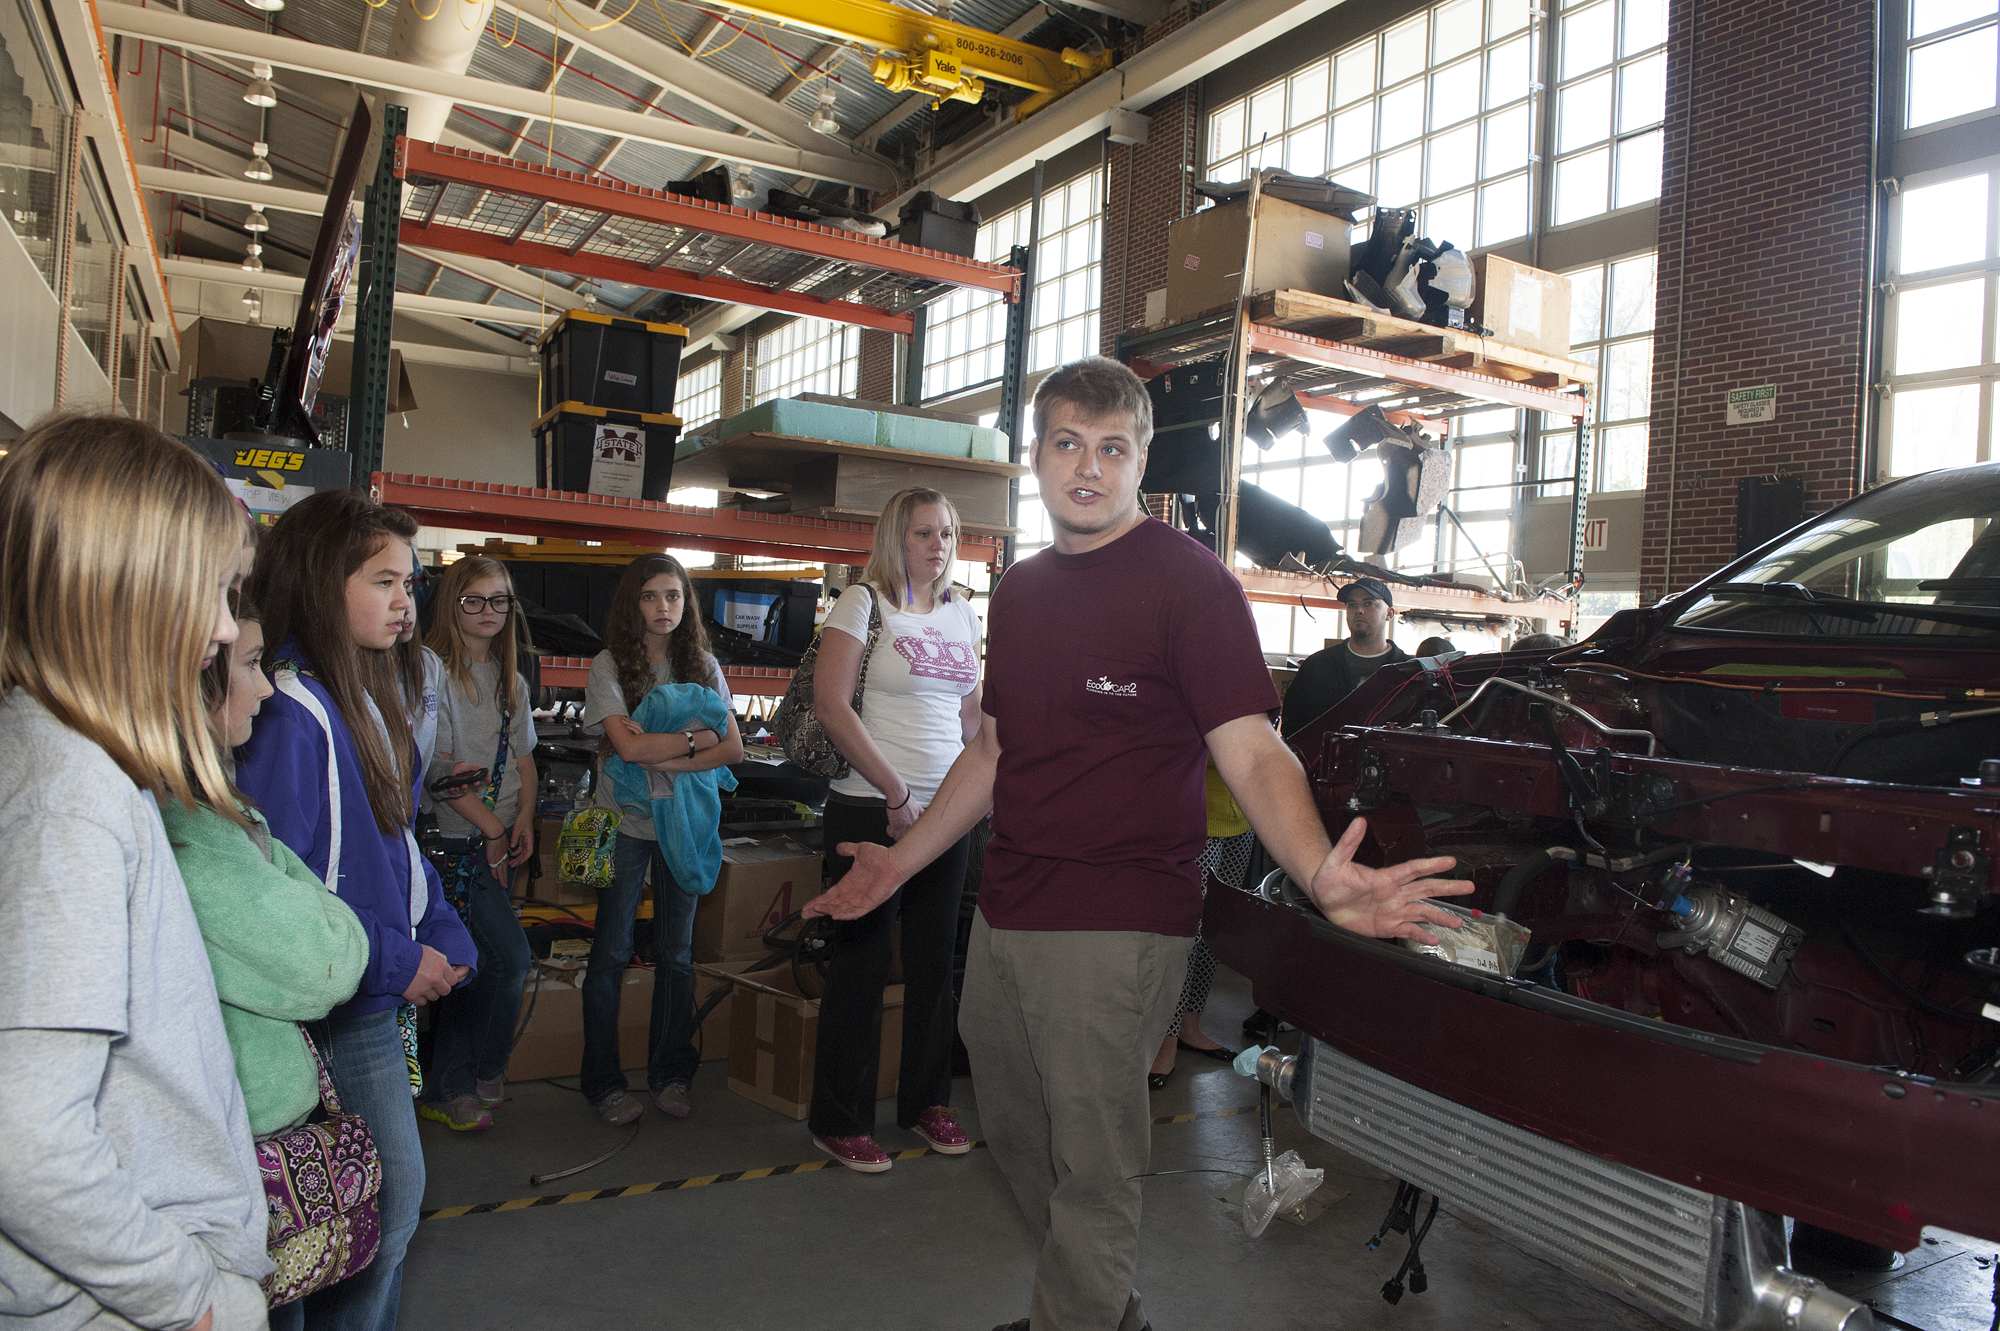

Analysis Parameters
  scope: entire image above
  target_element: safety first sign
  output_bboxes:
[1726,384,1778,426]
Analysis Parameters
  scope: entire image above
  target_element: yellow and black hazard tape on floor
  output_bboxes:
[421,1103,1258,1221]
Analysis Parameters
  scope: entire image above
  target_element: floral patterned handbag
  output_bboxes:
[257,1031,383,1307]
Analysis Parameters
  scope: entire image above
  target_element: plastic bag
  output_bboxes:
[1243,1149,1324,1238]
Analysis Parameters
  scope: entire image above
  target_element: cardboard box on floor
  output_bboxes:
[697,962,903,1120]
[506,955,751,1081]
[692,835,823,963]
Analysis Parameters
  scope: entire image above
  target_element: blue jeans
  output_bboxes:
[581,832,699,1102]
[301,1007,421,1331]
[425,860,530,1103]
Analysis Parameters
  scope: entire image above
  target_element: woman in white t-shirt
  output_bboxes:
[808,488,983,1173]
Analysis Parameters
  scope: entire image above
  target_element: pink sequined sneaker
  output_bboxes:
[913,1106,970,1154]
[814,1133,893,1173]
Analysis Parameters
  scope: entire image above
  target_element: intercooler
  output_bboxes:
[1286,1037,1871,1331]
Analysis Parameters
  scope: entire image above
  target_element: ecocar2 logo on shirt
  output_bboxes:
[1085,675,1138,698]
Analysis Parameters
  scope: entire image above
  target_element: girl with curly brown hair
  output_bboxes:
[578,553,743,1125]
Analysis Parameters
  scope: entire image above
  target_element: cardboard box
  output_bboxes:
[692,836,824,963]
[1469,255,1572,359]
[700,962,903,1120]
[506,964,650,1083]
[1165,195,1354,325]
[506,956,745,1080]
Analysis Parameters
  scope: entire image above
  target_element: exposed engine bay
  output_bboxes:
[1209,465,2000,1319]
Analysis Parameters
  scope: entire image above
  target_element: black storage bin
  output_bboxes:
[897,191,981,258]
[536,309,688,416]
[534,402,682,502]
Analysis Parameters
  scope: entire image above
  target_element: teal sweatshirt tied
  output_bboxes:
[604,682,738,894]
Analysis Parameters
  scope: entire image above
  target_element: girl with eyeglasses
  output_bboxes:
[415,557,537,1131]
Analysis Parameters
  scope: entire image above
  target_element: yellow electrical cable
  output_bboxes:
[653,0,744,57]
[550,0,642,34]
[493,0,525,47]
[409,0,447,24]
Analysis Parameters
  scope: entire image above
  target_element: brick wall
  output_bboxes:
[858,328,898,402]
[1639,0,1874,601]
[1100,8,1201,356]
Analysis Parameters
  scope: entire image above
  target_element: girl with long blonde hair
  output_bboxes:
[0,414,271,1329]
[415,556,537,1130]
[806,487,983,1171]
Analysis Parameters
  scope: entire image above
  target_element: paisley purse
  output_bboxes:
[257,1032,383,1307]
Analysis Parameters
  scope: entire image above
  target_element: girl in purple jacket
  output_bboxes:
[237,489,477,1331]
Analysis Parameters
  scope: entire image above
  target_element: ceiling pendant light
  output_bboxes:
[242,0,283,13]
[241,288,263,323]
[809,86,839,136]
[241,242,264,273]
[243,207,270,233]
[242,62,277,108]
[243,141,273,182]
[731,172,756,200]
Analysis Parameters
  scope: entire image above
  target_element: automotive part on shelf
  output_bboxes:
[1655,886,1805,990]
[1254,1037,1872,1331]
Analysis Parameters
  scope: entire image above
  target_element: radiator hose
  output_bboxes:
[1491,847,1568,920]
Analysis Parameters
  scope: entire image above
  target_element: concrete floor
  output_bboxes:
[401,968,1998,1331]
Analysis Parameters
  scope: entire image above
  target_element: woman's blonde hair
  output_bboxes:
[0,414,245,816]
[425,555,524,713]
[860,488,960,609]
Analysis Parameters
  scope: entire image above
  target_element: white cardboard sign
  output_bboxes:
[588,423,646,497]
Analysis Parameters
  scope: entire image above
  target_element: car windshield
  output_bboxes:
[1669,464,2000,640]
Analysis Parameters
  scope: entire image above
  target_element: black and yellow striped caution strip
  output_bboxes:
[421,1103,1258,1221]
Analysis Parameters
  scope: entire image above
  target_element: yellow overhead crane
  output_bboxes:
[706,0,1114,118]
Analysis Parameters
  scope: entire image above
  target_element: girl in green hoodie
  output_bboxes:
[162,590,369,1138]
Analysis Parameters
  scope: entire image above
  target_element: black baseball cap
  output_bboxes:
[1336,576,1393,609]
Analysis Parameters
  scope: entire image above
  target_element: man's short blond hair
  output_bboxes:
[1031,356,1152,450]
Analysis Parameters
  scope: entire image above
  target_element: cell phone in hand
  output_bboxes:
[427,767,489,800]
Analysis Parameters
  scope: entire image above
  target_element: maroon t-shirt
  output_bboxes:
[980,518,1281,936]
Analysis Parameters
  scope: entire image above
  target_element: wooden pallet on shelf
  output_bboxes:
[1251,290,1596,392]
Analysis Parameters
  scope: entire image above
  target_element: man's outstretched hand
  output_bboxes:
[803,841,908,921]
[1308,817,1468,943]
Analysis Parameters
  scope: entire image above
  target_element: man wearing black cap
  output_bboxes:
[1280,576,1410,735]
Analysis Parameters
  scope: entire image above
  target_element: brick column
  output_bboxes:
[1640,0,1874,602]
[858,328,898,402]
[1100,8,1200,356]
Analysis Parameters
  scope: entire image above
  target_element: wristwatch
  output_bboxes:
[684,729,697,758]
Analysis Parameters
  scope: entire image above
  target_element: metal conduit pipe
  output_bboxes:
[378,0,494,145]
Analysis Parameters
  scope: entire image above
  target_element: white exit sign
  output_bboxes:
[1581,517,1610,552]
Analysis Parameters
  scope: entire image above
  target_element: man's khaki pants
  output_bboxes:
[959,916,1195,1331]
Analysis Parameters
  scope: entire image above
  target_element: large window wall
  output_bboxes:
[677,355,723,432]
[1877,3,1999,480]
[1202,0,1666,625]
[754,316,860,404]
[1205,0,1541,252]
[920,169,1104,402]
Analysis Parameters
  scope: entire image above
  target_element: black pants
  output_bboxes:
[809,797,972,1138]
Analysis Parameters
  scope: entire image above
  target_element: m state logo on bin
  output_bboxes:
[588,423,647,499]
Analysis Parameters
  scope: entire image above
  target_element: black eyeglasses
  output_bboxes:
[458,595,515,613]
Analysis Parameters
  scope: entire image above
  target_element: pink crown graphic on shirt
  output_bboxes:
[894,627,978,684]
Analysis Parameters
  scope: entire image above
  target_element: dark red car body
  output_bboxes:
[1208,464,2000,1253]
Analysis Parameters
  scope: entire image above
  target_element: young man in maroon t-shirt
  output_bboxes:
[808,357,1466,1331]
